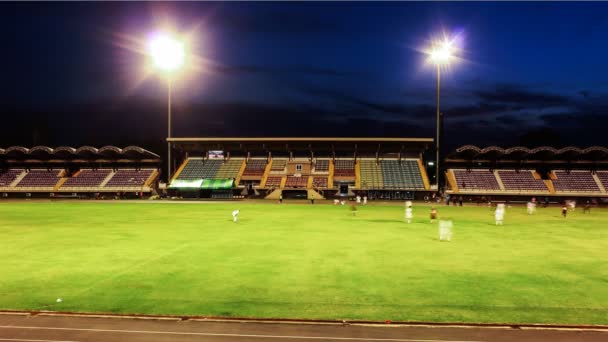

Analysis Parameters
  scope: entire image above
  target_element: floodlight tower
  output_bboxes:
[148,33,185,182]
[429,40,452,191]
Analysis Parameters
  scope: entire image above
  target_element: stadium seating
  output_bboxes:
[285,175,307,188]
[595,171,608,191]
[498,170,548,192]
[0,169,24,187]
[62,169,112,187]
[16,169,62,188]
[177,159,221,180]
[452,169,500,191]
[334,159,355,177]
[381,160,425,189]
[314,159,329,172]
[359,159,384,189]
[215,159,243,179]
[105,169,154,187]
[265,176,282,188]
[312,176,328,188]
[243,159,267,176]
[552,171,600,192]
[270,159,287,171]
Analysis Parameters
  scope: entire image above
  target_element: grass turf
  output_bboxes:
[0,201,606,325]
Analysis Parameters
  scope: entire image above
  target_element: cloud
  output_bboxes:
[474,84,570,107]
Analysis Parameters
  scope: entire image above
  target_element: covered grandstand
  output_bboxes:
[168,137,434,200]
[0,146,160,198]
[445,145,608,200]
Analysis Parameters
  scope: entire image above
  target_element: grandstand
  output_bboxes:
[168,137,432,199]
[0,146,160,197]
[445,145,608,199]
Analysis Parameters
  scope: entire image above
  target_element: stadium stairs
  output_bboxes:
[417,159,430,190]
[493,170,506,191]
[307,175,314,189]
[328,160,335,188]
[445,169,458,192]
[265,188,282,200]
[592,173,606,193]
[307,188,325,200]
[99,171,115,188]
[259,159,273,187]
[172,159,189,181]
[355,160,361,189]
[235,159,247,186]
[9,171,27,187]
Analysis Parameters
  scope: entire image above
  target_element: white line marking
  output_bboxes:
[0,339,79,342]
[0,325,484,342]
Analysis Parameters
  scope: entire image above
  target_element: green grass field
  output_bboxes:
[0,201,607,325]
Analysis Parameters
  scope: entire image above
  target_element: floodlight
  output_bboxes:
[148,33,185,72]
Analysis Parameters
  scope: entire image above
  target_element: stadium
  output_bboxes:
[1,2,608,341]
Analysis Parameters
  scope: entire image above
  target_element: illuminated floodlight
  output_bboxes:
[430,40,452,65]
[148,33,185,72]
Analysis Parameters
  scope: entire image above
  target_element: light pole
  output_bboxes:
[429,41,452,191]
[148,33,185,183]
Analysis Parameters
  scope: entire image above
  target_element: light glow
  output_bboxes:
[430,40,453,65]
[148,33,185,72]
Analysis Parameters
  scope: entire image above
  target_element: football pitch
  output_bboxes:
[0,201,606,325]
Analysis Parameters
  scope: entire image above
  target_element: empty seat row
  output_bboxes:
[360,160,383,189]
[553,171,600,192]
[215,159,243,179]
[105,169,154,187]
[243,159,267,176]
[265,176,282,188]
[312,177,328,188]
[498,170,548,191]
[177,159,222,180]
[270,159,287,171]
[285,176,307,188]
[314,160,329,172]
[452,169,500,191]
[381,160,424,189]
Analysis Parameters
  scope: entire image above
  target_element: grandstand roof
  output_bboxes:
[0,146,160,162]
[169,137,433,156]
[447,145,608,164]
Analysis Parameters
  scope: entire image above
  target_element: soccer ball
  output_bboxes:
[56,298,62,303]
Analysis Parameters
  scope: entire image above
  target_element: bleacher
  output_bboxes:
[314,159,329,172]
[312,176,328,188]
[243,159,267,176]
[270,159,287,171]
[215,159,243,179]
[552,171,600,192]
[452,169,501,191]
[381,160,425,189]
[0,169,24,187]
[177,159,221,180]
[265,176,282,188]
[61,169,112,189]
[498,170,548,192]
[105,169,154,188]
[285,175,307,188]
[16,169,62,189]
[359,159,383,189]
[334,159,355,177]
[596,171,608,191]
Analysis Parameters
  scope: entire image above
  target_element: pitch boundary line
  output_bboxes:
[0,325,484,342]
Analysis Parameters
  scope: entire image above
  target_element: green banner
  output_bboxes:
[200,179,234,189]
[169,179,203,189]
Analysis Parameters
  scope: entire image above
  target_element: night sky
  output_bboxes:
[2,1,608,155]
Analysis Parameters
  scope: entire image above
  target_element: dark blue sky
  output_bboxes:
[1,1,608,151]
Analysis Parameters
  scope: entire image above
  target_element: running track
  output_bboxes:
[0,313,606,342]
